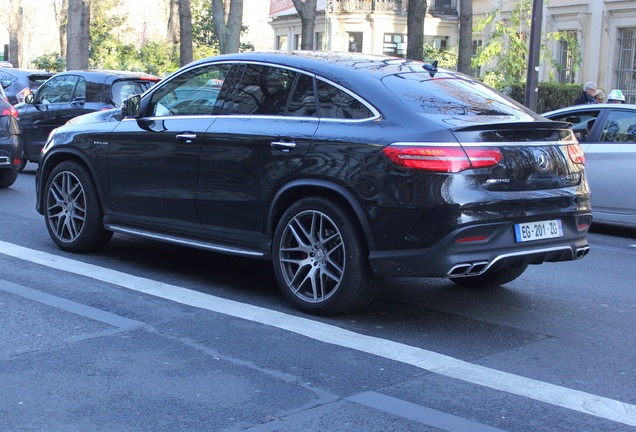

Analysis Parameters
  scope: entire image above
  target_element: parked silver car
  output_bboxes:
[543,103,636,228]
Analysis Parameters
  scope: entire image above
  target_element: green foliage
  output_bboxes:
[473,0,532,89]
[422,45,458,69]
[472,0,581,92]
[507,82,583,113]
[88,0,129,69]
[191,0,254,56]
[32,53,66,72]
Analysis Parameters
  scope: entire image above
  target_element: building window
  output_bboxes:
[429,0,457,15]
[276,35,288,50]
[471,39,483,78]
[348,32,363,53]
[557,32,576,84]
[616,27,636,104]
[383,33,406,57]
[424,35,448,50]
[294,34,302,50]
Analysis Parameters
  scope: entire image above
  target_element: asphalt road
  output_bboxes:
[1,164,635,432]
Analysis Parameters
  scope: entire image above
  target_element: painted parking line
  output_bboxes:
[1,240,635,427]
[347,391,508,432]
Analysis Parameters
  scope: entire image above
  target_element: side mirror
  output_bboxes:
[25,93,34,104]
[122,94,141,118]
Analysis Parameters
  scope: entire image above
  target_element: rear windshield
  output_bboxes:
[382,73,532,117]
[111,79,158,106]
[28,74,53,90]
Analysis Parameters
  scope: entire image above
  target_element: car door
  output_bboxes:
[20,74,83,160]
[196,64,318,240]
[585,108,636,217]
[107,63,232,229]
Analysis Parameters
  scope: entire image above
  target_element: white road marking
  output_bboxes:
[2,240,635,427]
[348,391,508,431]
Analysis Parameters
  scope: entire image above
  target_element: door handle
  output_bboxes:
[176,133,197,143]
[271,140,297,152]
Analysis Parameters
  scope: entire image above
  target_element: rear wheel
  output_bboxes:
[449,264,529,289]
[0,168,18,188]
[273,197,378,315]
[44,161,113,252]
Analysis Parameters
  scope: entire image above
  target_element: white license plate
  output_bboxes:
[514,219,563,243]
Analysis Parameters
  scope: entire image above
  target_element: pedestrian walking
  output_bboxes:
[573,81,597,105]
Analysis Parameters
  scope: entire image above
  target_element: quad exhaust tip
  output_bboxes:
[575,246,590,259]
[447,261,489,277]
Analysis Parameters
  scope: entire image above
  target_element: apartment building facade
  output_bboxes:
[266,0,636,104]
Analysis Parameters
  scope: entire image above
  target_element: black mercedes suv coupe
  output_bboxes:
[35,51,592,314]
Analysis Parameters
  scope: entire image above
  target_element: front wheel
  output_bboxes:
[44,161,113,252]
[273,197,378,315]
[449,264,529,289]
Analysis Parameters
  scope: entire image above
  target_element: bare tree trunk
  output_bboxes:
[167,0,180,59]
[54,0,69,58]
[80,0,90,66]
[8,0,24,67]
[457,0,473,74]
[179,0,193,65]
[292,0,317,50]
[66,0,89,69]
[406,0,427,61]
[211,0,244,54]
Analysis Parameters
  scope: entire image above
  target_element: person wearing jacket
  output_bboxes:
[573,81,597,105]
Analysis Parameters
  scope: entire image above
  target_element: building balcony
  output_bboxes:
[332,0,457,16]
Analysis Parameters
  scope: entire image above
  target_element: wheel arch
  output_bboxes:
[267,180,376,252]
[37,149,107,216]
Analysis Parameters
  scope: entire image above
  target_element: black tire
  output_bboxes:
[273,197,378,315]
[449,264,529,289]
[0,168,18,188]
[44,161,113,252]
[18,158,27,173]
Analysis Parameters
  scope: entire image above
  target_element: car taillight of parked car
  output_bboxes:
[15,87,32,104]
[1,106,18,118]
[567,143,585,165]
[382,145,502,173]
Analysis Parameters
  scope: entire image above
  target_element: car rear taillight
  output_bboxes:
[382,145,502,173]
[567,144,585,165]
[16,87,32,104]
[1,106,18,118]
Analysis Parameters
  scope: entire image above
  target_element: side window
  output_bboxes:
[36,75,79,104]
[0,72,16,90]
[600,110,636,143]
[225,65,297,115]
[316,79,373,120]
[86,80,104,103]
[74,77,86,101]
[148,64,232,116]
[549,111,600,143]
[286,73,318,117]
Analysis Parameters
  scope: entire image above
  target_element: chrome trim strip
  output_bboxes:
[105,224,264,257]
[446,245,575,278]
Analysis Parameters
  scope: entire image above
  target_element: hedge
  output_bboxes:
[506,82,585,114]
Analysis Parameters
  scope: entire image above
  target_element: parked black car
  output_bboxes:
[0,98,23,188]
[35,51,592,314]
[0,68,54,105]
[18,69,160,166]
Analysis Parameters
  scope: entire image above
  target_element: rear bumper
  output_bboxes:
[368,213,591,278]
